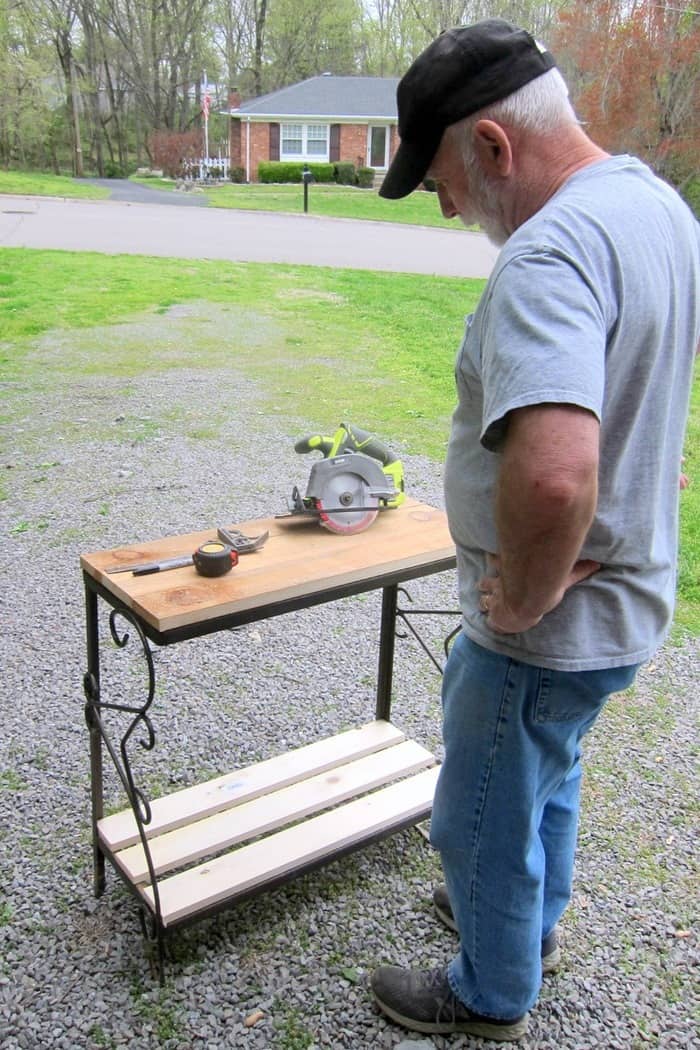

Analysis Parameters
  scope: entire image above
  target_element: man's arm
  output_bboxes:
[480,403,601,634]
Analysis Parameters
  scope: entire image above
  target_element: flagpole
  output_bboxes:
[202,70,210,164]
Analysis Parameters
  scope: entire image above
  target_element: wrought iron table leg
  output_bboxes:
[375,584,398,721]
[82,583,167,977]
[83,577,106,897]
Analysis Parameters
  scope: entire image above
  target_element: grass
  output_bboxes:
[0,247,479,460]
[0,170,109,199]
[0,769,27,791]
[1,244,698,632]
[202,180,457,227]
[676,372,700,633]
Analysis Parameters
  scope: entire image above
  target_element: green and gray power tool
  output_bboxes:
[278,423,405,534]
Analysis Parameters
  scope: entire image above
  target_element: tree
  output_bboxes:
[264,0,360,89]
[357,0,422,75]
[78,1,106,175]
[357,1,565,77]
[211,0,268,97]
[101,0,213,133]
[20,0,85,175]
[405,0,563,43]
[0,6,61,170]
[553,0,700,189]
[214,0,254,95]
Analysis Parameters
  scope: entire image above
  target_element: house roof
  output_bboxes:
[230,75,399,121]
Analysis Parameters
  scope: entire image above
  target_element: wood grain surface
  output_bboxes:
[80,498,455,634]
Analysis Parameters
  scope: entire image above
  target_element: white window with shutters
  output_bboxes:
[281,123,329,161]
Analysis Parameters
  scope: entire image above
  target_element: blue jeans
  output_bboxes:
[430,632,639,1019]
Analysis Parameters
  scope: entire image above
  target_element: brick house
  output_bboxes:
[227,75,399,184]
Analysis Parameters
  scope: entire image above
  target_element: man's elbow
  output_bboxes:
[528,461,598,521]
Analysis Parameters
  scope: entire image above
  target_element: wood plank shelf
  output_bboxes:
[98,720,406,850]
[98,721,439,927]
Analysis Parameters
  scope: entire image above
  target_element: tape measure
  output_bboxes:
[193,541,238,577]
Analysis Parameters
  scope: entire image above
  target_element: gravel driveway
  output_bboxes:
[1,307,697,1049]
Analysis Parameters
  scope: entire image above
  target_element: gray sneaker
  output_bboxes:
[433,884,562,974]
[371,964,528,1040]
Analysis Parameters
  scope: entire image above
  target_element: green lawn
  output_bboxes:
[0,246,480,461]
[0,170,109,199]
[202,181,456,227]
[1,245,697,634]
[128,175,458,227]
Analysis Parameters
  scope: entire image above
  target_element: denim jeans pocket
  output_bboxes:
[533,663,639,724]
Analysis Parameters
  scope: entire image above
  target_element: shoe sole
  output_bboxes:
[373,991,529,1040]
[434,902,562,975]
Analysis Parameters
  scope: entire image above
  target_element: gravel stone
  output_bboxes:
[1,349,697,1049]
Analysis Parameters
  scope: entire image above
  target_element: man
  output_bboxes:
[370,18,700,1042]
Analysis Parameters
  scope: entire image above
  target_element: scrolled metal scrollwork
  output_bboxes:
[82,604,164,958]
[108,609,156,726]
[395,586,461,675]
[107,609,157,826]
[83,671,100,728]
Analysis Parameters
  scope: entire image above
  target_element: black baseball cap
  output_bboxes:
[379,19,556,199]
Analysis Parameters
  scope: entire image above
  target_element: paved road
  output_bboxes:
[0,190,498,278]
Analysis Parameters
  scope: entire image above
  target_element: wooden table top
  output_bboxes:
[81,498,456,637]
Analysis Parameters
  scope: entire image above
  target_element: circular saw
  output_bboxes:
[278,423,405,535]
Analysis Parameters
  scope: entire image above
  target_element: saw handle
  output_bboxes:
[294,423,398,466]
[294,435,336,456]
[341,423,397,466]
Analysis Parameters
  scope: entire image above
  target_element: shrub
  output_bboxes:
[258,161,298,183]
[306,163,335,183]
[257,160,335,184]
[422,177,437,193]
[334,162,356,185]
[356,166,375,189]
[103,160,126,178]
[148,130,203,178]
[229,165,245,183]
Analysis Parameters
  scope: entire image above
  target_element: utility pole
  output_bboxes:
[70,55,84,177]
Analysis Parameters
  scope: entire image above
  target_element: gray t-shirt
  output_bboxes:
[444,155,700,670]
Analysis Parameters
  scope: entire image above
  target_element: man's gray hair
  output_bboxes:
[461,67,579,138]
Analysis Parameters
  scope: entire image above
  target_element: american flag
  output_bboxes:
[201,73,211,119]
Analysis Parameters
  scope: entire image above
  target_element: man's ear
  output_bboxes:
[473,119,512,177]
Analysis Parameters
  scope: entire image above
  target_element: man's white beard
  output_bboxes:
[459,159,509,247]
[469,210,509,247]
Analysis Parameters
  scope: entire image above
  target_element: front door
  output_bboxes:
[368,126,388,169]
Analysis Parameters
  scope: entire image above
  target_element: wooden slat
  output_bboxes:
[98,720,405,851]
[116,739,435,883]
[80,499,455,635]
[141,765,439,925]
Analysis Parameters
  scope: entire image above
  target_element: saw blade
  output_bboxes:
[314,470,379,534]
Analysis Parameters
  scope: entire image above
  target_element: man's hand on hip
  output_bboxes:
[478,555,601,634]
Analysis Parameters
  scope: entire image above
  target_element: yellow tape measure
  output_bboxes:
[193,541,238,577]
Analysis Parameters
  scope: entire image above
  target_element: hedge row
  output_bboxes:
[257,161,376,188]
[258,162,334,183]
